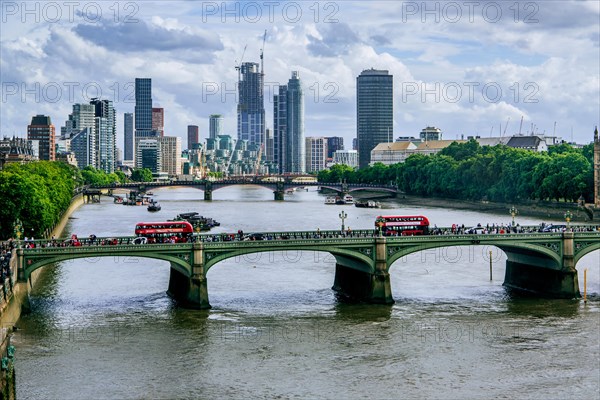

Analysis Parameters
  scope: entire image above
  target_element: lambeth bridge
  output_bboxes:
[15,227,600,309]
[89,178,398,200]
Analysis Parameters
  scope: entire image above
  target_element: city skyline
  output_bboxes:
[1,1,599,152]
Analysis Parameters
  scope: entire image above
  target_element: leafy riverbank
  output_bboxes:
[0,162,80,239]
[397,194,595,223]
[319,140,595,205]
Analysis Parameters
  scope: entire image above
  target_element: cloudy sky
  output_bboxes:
[1,1,599,151]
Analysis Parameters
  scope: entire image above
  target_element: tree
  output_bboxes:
[0,161,76,239]
[319,141,594,205]
[130,168,153,182]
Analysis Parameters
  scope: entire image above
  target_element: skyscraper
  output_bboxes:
[274,71,305,173]
[61,103,96,140]
[70,128,94,169]
[356,69,393,168]
[159,136,182,176]
[286,71,305,173]
[90,98,116,173]
[237,62,264,150]
[305,137,327,173]
[209,114,223,139]
[136,138,161,173]
[135,78,154,138]
[187,125,199,150]
[273,84,287,173]
[27,115,55,161]
[152,107,164,136]
[327,137,344,158]
[124,113,134,161]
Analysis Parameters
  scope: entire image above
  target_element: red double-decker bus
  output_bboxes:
[135,221,194,243]
[375,215,430,236]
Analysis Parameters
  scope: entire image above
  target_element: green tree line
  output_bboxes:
[0,162,80,239]
[318,140,594,203]
[0,163,155,240]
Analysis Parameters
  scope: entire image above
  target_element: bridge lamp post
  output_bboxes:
[509,206,518,227]
[564,211,572,229]
[376,217,385,237]
[339,210,347,233]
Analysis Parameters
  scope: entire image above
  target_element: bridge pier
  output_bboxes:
[274,190,285,201]
[167,265,211,309]
[166,244,211,309]
[204,190,212,201]
[503,262,579,298]
[332,238,394,305]
[502,233,580,298]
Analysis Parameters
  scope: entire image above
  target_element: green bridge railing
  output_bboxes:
[15,224,600,251]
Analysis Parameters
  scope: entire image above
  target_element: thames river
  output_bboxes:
[13,187,600,399]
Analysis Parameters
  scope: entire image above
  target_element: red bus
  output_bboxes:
[135,221,194,243]
[375,215,430,236]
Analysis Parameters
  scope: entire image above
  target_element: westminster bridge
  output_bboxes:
[13,227,600,309]
[89,178,398,200]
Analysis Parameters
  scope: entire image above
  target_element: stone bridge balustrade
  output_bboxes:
[14,227,600,309]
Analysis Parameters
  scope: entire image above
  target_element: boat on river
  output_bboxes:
[147,200,161,212]
[335,194,354,204]
[354,200,381,208]
[170,212,220,231]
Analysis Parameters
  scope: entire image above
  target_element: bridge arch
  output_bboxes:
[209,183,278,193]
[386,239,563,270]
[203,245,375,274]
[574,244,600,267]
[21,247,193,281]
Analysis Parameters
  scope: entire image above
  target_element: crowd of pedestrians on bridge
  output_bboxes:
[12,222,600,249]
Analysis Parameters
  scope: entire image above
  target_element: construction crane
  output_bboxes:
[260,29,267,75]
[502,117,510,136]
[197,148,206,179]
[235,44,248,83]
[254,144,264,175]
[518,116,524,135]
[224,139,237,176]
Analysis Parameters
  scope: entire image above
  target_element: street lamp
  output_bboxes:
[375,217,385,237]
[339,210,347,233]
[564,211,572,229]
[509,206,518,227]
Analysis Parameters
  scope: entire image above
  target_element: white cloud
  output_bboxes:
[1,0,598,150]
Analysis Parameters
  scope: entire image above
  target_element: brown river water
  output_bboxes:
[13,186,600,399]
